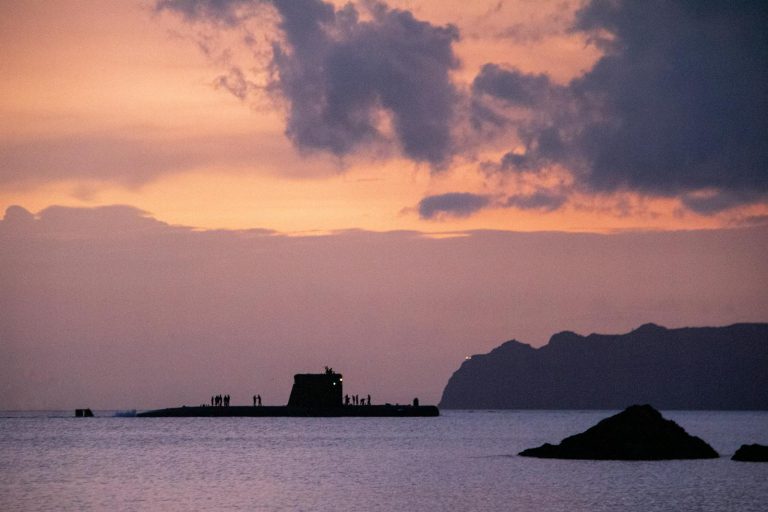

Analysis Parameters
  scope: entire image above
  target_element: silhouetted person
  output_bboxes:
[253,395,257,407]
[345,394,350,406]
[413,397,419,407]
[257,395,261,406]
[211,396,214,407]
[367,394,371,406]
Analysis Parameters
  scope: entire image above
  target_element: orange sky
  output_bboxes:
[2,0,765,233]
[1,0,767,408]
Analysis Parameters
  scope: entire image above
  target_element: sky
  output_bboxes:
[1,0,767,409]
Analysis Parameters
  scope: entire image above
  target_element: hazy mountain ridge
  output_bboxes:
[440,323,768,410]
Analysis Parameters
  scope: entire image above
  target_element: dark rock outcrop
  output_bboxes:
[731,444,768,462]
[519,404,719,460]
[440,323,768,409]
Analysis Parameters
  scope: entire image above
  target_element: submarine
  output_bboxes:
[137,368,439,417]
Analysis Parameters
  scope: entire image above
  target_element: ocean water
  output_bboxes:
[1,410,766,511]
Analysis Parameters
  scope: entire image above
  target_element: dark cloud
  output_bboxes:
[158,0,461,166]
[272,0,461,165]
[496,129,567,172]
[156,0,767,217]
[681,190,763,216]
[504,190,566,212]
[472,64,555,108]
[418,192,491,220]
[572,1,768,196]
[416,188,567,220]
[474,0,768,212]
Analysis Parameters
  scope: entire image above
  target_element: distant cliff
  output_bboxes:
[439,323,768,410]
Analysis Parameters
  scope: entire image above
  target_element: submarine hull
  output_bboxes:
[137,405,439,417]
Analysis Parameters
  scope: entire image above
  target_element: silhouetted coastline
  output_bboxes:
[441,323,768,409]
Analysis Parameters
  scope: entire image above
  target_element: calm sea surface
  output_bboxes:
[1,410,766,511]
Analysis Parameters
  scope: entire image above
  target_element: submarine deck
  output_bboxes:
[137,405,439,417]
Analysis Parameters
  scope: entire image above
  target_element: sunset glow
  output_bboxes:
[3,0,765,234]
[1,0,766,408]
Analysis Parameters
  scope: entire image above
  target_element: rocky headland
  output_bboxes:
[440,323,768,410]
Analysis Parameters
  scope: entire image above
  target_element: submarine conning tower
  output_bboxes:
[287,367,343,407]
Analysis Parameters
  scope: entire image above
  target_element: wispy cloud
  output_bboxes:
[0,131,302,187]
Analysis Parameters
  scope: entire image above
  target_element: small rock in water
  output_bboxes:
[519,404,718,460]
[731,444,768,462]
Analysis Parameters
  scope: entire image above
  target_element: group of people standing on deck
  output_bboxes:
[345,394,371,406]
[206,394,262,407]
[211,394,230,407]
